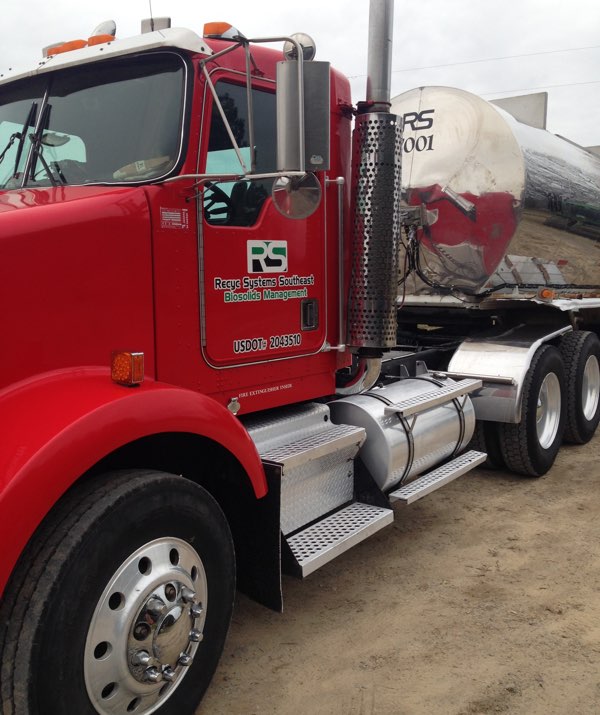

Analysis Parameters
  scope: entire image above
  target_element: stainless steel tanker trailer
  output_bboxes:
[384,86,600,477]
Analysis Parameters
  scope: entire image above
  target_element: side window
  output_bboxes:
[204,82,276,227]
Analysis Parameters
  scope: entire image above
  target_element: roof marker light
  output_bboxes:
[88,34,115,47]
[203,22,240,40]
[42,42,65,58]
[43,21,117,57]
[47,39,87,57]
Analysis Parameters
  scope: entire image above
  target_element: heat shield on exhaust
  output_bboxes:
[347,112,403,349]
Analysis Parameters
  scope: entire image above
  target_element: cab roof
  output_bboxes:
[0,27,212,87]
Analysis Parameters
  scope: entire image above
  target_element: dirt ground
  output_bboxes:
[197,429,600,715]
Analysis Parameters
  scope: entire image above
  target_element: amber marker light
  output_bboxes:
[48,39,87,56]
[203,22,235,38]
[538,288,556,302]
[111,351,144,386]
[88,34,115,46]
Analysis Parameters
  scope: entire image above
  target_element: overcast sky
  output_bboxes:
[2,0,599,147]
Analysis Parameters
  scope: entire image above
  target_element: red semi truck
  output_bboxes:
[1,4,599,714]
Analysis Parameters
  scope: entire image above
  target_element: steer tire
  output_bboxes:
[0,470,235,715]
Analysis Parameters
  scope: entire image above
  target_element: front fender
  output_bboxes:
[0,367,267,595]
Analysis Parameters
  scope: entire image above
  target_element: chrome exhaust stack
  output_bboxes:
[366,0,394,111]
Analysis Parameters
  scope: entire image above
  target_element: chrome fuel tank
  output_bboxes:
[329,376,475,491]
[391,86,600,295]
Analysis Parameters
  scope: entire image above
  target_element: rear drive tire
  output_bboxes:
[498,345,565,477]
[559,330,600,444]
[0,470,235,715]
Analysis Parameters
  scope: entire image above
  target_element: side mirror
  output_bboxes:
[276,60,330,173]
[271,172,322,219]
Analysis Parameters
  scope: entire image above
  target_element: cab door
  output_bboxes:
[199,76,327,368]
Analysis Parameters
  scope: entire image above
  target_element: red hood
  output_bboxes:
[0,184,143,215]
[0,184,156,390]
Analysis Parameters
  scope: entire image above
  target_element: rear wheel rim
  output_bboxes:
[536,372,561,449]
[84,537,207,715]
[582,354,600,421]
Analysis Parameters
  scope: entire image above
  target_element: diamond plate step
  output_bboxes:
[286,502,393,577]
[261,423,365,471]
[383,378,482,417]
[245,403,332,452]
[389,450,487,505]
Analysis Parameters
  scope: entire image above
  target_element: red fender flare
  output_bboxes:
[0,368,266,595]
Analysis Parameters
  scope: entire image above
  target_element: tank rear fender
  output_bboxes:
[447,324,572,423]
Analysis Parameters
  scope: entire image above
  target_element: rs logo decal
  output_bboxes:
[247,241,288,273]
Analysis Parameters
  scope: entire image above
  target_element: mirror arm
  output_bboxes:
[243,35,307,173]
[294,42,306,172]
[243,43,257,173]
[199,41,243,66]
[200,35,308,175]
[163,170,307,184]
[326,176,346,350]
[162,169,307,190]
[201,64,249,174]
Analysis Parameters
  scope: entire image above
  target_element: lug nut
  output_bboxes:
[181,587,196,603]
[133,622,151,641]
[162,666,176,681]
[189,629,203,643]
[190,603,203,618]
[132,650,151,666]
[146,597,167,618]
[144,667,163,683]
[178,653,193,667]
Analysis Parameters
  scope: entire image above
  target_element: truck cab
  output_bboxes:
[0,25,352,408]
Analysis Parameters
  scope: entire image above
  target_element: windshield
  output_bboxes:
[0,52,187,189]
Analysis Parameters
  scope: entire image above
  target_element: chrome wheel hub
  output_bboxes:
[582,355,600,421]
[84,538,207,715]
[536,372,561,449]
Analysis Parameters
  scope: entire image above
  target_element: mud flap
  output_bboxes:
[234,463,283,612]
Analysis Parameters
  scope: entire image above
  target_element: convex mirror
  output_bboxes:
[272,172,321,219]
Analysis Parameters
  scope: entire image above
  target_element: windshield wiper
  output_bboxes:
[27,103,63,187]
[0,132,21,168]
[0,102,37,174]
[12,102,38,177]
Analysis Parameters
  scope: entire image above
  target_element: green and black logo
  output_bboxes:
[247,241,288,273]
